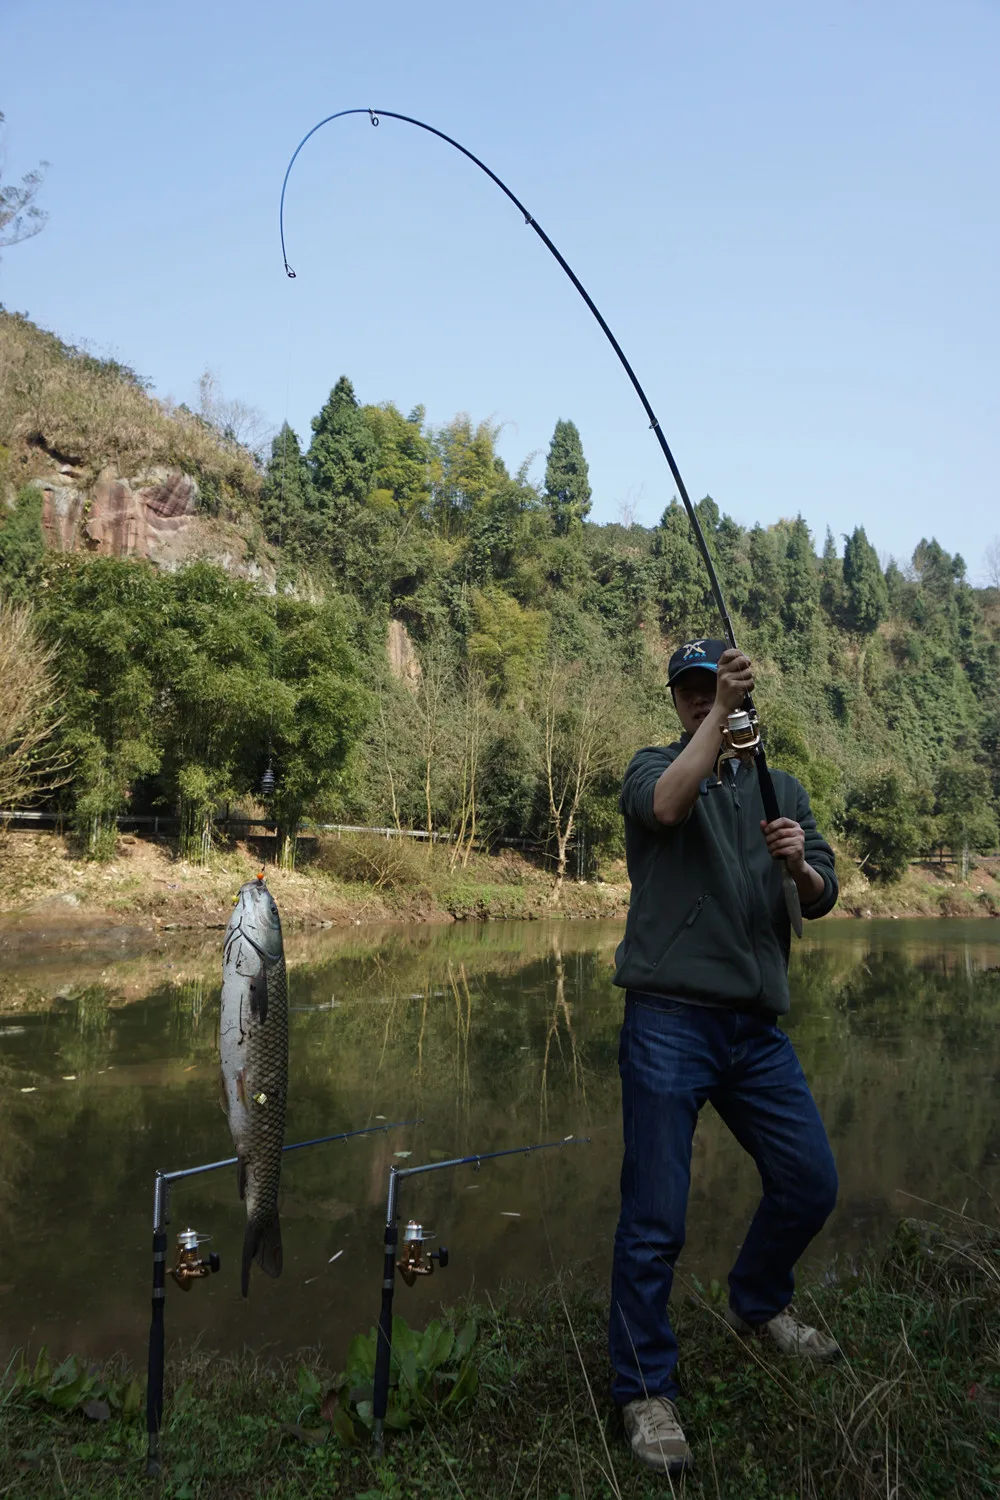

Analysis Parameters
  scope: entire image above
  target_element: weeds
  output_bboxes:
[0,310,261,500]
[1,1218,998,1497]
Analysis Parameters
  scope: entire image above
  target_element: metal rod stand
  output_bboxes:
[371,1135,589,1455]
[144,1118,418,1474]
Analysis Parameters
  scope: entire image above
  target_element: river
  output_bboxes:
[0,918,997,1365]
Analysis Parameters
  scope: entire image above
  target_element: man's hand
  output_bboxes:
[760,817,806,872]
[760,817,825,905]
[716,648,755,714]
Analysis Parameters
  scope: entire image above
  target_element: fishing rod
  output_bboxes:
[278,108,802,935]
[144,1118,419,1475]
[371,1135,590,1456]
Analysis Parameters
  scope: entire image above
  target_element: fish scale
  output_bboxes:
[219,877,289,1296]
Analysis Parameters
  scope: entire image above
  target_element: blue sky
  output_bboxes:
[2,0,997,579]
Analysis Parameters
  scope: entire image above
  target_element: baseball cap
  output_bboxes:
[667,638,728,688]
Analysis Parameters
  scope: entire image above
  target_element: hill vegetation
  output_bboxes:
[1,309,998,886]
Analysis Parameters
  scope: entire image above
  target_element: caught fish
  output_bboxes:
[220,875,289,1296]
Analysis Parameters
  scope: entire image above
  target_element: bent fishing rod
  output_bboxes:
[279,108,802,934]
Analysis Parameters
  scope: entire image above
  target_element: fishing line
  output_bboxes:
[261,296,296,801]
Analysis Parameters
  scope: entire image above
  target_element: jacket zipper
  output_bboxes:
[728,763,764,1000]
[686,895,707,926]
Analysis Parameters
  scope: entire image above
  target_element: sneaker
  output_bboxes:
[622,1395,692,1474]
[726,1305,842,1362]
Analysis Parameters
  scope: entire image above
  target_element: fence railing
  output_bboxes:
[0,810,567,855]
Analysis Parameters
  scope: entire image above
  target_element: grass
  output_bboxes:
[2,1216,998,1498]
[0,828,631,929]
[0,310,261,503]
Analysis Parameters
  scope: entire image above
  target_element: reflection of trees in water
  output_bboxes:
[539,937,587,1132]
[447,963,473,1126]
[4,923,999,1358]
[0,1056,33,1232]
[171,977,212,1039]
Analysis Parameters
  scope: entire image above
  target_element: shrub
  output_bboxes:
[314,831,429,890]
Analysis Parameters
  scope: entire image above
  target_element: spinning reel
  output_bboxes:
[168,1228,221,1291]
[396,1221,449,1287]
[716,708,761,779]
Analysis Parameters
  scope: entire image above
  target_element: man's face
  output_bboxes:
[672,668,718,736]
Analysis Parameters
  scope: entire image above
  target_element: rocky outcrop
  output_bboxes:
[30,465,273,582]
[35,466,198,559]
[387,618,421,690]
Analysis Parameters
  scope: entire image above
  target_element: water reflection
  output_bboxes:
[0,919,997,1364]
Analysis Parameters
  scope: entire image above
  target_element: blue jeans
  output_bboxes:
[609,992,838,1405]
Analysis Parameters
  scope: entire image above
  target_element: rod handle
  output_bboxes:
[754,747,781,824]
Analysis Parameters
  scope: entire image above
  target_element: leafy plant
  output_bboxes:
[292,1314,478,1447]
[13,1347,142,1422]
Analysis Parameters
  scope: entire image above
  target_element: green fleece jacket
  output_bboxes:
[613,739,838,1017]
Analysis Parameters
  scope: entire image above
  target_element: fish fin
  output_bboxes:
[236,1156,247,1201]
[249,963,268,1025]
[218,1065,228,1114]
[240,1214,282,1297]
[235,1068,248,1106]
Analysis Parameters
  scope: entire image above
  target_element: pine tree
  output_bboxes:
[260,424,311,554]
[308,376,378,518]
[543,419,591,535]
[819,528,844,619]
[842,526,889,635]
[780,516,820,637]
[652,501,715,637]
[745,525,785,636]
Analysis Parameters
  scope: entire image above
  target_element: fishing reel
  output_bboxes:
[396,1221,449,1287]
[168,1228,221,1292]
[717,708,761,778]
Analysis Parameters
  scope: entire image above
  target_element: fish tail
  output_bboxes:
[240,1213,282,1297]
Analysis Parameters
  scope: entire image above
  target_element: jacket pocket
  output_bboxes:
[647,892,759,1003]
[654,893,710,969]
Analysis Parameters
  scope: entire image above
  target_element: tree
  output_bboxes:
[197,370,272,461]
[467,588,548,697]
[535,659,631,894]
[843,770,922,883]
[933,760,999,880]
[39,557,166,858]
[411,636,453,837]
[431,415,502,537]
[652,501,715,637]
[449,668,490,868]
[363,402,433,515]
[266,595,367,868]
[157,565,279,861]
[0,600,68,809]
[819,528,843,620]
[543,419,591,535]
[0,112,48,253]
[309,377,378,508]
[260,423,312,554]
[745,524,785,637]
[779,516,820,643]
[0,487,46,601]
[842,527,888,635]
[983,535,1000,592]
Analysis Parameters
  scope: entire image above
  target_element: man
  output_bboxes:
[610,638,840,1476]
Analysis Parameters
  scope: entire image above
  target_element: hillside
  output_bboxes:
[1,309,998,898]
[0,308,268,575]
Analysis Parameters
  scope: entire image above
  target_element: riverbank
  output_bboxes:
[1,829,997,944]
[0,831,629,948]
[2,1215,997,1498]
